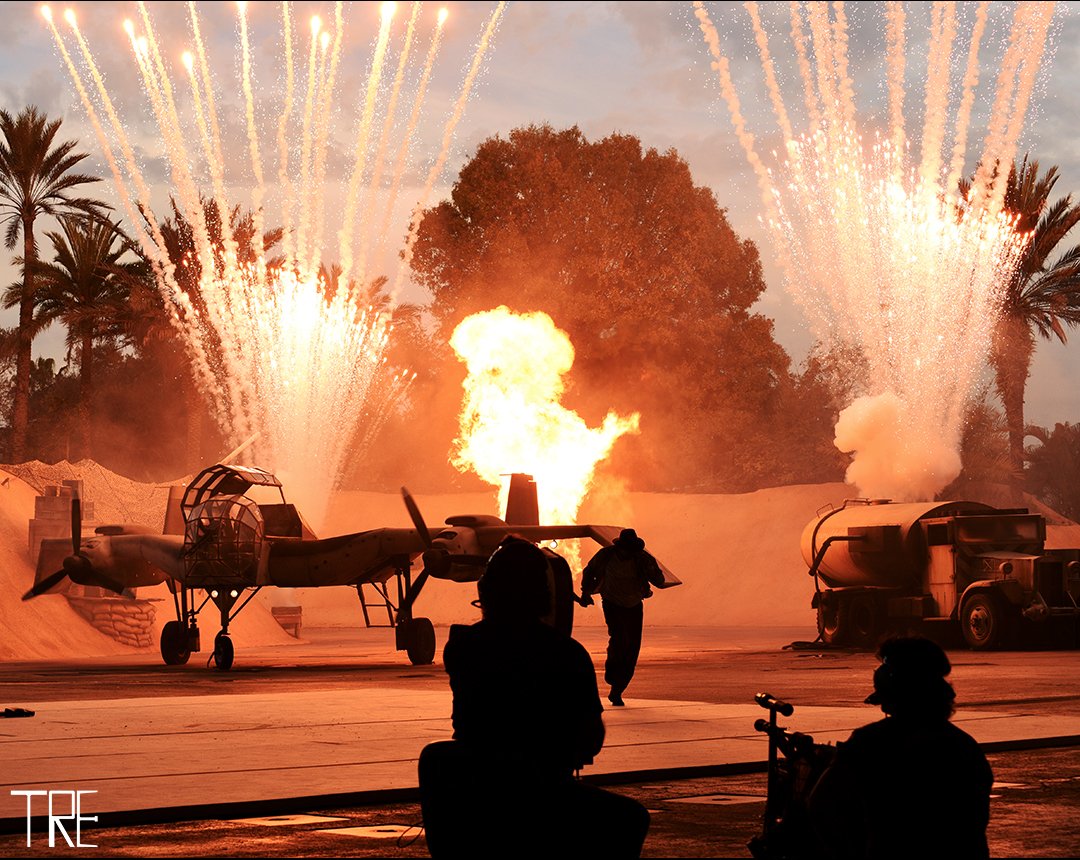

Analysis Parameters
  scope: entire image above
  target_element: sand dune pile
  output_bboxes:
[0,470,134,660]
[4,460,173,530]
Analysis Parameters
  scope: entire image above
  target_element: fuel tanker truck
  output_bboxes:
[802,499,1080,649]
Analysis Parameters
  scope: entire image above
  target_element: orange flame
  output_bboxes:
[450,307,639,534]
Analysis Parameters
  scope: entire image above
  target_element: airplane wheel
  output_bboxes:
[405,617,436,666]
[213,632,235,671]
[160,620,192,666]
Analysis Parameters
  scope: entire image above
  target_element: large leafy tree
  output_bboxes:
[410,124,796,490]
[964,158,1080,475]
[5,216,142,460]
[0,106,106,461]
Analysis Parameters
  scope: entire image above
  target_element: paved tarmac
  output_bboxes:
[3,627,1080,822]
[1,626,1078,856]
[4,748,1080,858]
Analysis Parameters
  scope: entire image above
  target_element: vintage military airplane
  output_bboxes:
[25,463,679,670]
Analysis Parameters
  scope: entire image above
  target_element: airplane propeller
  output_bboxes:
[22,496,126,600]
[400,487,527,578]
[401,487,451,579]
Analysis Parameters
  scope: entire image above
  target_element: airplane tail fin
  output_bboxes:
[504,473,539,526]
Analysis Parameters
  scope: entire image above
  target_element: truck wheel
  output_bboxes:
[849,595,880,648]
[817,601,847,646]
[961,593,1010,650]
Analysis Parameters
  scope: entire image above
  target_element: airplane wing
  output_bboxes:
[263,527,430,587]
[94,523,159,536]
[28,533,182,599]
[475,524,682,588]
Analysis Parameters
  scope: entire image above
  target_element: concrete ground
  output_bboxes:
[5,747,1077,858]
[1,626,1078,857]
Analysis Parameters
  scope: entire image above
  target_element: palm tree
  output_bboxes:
[0,106,106,461]
[1026,423,1080,522]
[4,216,142,460]
[967,157,1080,475]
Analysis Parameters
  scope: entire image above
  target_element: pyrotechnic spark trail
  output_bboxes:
[394,1,507,299]
[45,2,503,525]
[693,1,1055,500]
[357,1,423,283]
[311,3,345,271]
[379,6,447,249]
[944,1,990,197]
[237,2,268,284]
[295,14,322,273]
[188,2,224,175]
[338,2,396,288]
[276,1,296,266]
[53,11,218,406]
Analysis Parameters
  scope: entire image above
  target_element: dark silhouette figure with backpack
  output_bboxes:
[808,636,993,859]
[580,528,665,706]
[418,536,650,858]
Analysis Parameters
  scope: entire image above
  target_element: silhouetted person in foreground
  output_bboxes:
[808,636,993,860]
[580,528,665,706]
[418,537,650,858]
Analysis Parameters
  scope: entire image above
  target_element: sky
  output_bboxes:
[0,1,1078,429]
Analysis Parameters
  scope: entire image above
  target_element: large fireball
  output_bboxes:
[450,307,639,530]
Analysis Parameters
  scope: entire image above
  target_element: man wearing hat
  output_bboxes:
[580,528,665,706]
[808,636,993,859]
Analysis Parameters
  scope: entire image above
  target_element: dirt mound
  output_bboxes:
[0,468,134,660]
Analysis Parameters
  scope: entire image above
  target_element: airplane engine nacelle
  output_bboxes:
[183,493,265,588]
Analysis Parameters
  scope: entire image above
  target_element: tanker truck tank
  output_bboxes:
[801,499,995,589]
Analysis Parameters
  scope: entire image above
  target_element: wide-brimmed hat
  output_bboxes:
[615,528,645,552]
[865,636,952,706]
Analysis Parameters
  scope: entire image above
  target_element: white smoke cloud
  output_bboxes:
[835,392,962,502]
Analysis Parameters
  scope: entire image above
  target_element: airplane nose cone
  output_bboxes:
[422,548,452,579]
[62,554,91,574]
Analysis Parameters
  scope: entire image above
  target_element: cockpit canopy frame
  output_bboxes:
[181,463,285,518]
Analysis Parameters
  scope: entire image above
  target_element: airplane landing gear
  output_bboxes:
[390,558,437,666]
[399,616,436,666]
[212,631,235,671]
[208,596,245,671]
[161,580,259,671]
[160,620,192,665]
[162,583,202,667]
